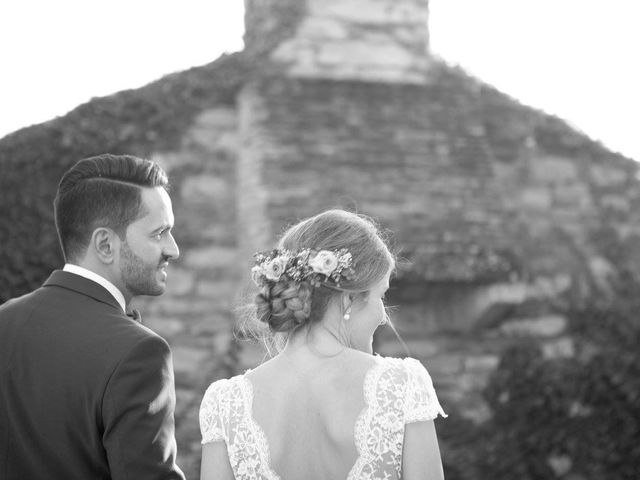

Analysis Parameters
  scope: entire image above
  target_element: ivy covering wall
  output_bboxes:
[0,53,248,302]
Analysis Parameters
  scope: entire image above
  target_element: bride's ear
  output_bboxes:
[342,293,354,312]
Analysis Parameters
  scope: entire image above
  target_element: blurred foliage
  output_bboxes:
[438,296,640,480]
[0,53,250,303]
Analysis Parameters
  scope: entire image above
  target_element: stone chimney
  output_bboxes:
[244,0,431,84]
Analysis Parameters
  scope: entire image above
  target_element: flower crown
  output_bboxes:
[251,248,355,288]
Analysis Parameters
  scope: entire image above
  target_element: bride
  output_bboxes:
[199,209,446,479]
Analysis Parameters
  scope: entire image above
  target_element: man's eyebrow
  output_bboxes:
[152,224,172,234]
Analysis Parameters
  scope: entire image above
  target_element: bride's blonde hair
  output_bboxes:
[239,209,395,352]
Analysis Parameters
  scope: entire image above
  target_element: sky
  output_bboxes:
[0,0,638,160]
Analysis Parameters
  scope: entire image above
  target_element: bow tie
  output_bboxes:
[126,309,143,324]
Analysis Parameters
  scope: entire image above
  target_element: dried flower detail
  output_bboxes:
[252,248,355,288]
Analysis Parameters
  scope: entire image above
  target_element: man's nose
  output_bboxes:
[164,233,180,260]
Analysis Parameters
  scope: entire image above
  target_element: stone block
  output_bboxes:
[314,0,428,25]
[600,194,630,212]
[211,330,235,355]
[181,175,231,203]
[521,187,552,209]
[547,454,572,477]
[172,345,216,387]
[151,151,202,173]
[542,337,575,359]
[456,397,492,424]
[175,388,199,418]
[304,17,349,40]
[375,338,440,358]
[144,317,186,339]
[462,282,529,329]
[317,41,415,69]
[531,274,572,298]
[183,246,238,269]
[553,183,593,210]
[156,299,220,318]
[531,156,578,183]
[164,267,197,296]
[187,108,238,151]
[191,314,235,336]
[463,354,500,372]
[195,280,240,302]
[500,315,567,338]
[588,256,616,293]
[423,354,464,376]
[457,371,492,391]
[589,164,628,187]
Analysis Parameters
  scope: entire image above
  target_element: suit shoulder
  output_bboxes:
[126,321,170,349]
[0,288,43,312]
[107,325,172,369]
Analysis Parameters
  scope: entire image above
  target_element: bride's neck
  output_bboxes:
[283,322,349,358]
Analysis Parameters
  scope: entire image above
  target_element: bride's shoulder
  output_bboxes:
[337,351,428,377]
[201,371,248,402]
[375,354,427,370]
[373,355,434,383]
[199,373,251,443]
[374,355,448,420]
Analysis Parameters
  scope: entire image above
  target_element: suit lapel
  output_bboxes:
[43,270,124,314]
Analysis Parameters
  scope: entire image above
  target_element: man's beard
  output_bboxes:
[120,241,165,297]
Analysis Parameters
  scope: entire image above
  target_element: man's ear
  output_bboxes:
[91,228,119,265]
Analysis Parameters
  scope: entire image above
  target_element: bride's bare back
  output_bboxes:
[200,346,446,480]
[247,349,376,479]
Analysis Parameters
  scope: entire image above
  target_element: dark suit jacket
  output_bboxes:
[0,270,185,479]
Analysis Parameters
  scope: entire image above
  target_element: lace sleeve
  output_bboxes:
[403,358,447,423]
[199,379,230,444]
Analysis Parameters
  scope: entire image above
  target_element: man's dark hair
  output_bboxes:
[54,154,169,262]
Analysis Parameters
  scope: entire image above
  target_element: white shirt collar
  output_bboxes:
[63,263,126,313]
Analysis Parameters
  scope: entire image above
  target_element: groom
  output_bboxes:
[0,154,185,479]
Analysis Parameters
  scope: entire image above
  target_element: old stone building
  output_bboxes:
[1,0,638,477]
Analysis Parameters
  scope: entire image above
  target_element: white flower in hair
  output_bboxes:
[252,247,354,288]
[308,250,339,276]
[263,255,288,281]
[250,265,264,287]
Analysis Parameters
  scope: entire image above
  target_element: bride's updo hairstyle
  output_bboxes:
[253,209,395,337]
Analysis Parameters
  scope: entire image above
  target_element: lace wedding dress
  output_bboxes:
[199,355,446,480]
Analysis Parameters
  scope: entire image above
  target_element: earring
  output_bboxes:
[343,307,351,321]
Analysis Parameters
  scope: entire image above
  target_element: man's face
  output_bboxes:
[118,187,179,299]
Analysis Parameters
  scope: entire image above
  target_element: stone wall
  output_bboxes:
[235,69,640,287]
